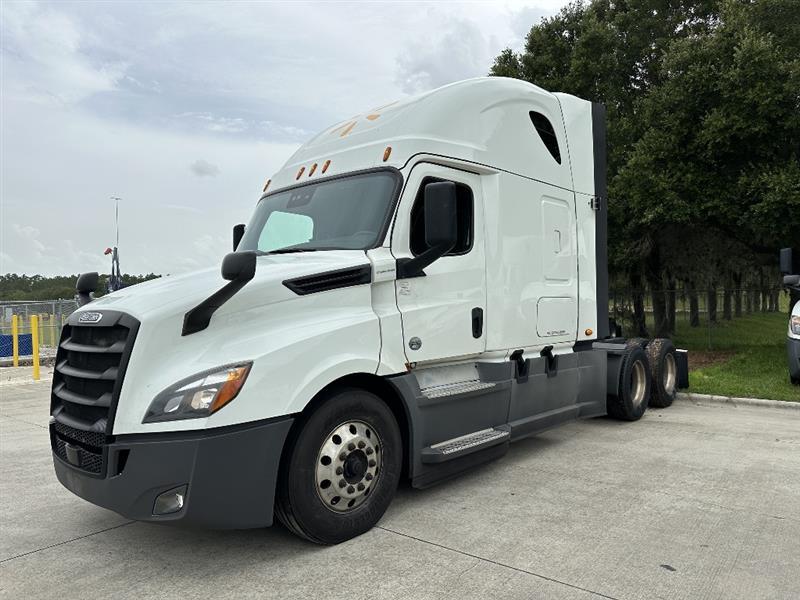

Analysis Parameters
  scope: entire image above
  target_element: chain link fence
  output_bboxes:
[610,287,791,348]
[0,300,78,360]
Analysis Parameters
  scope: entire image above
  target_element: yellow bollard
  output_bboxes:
[31,315,40,381]
[11,314,19,367]
[49,313,56,347]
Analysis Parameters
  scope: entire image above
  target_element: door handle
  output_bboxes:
[471,307,484,338]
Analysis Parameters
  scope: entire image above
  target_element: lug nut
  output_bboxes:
[347,485,355,494]
[336,467,343,475]
[357,483,365,491]
[339,452,347,461]
[365,448,373,455]
[365,473,373,481]
[368,459,376,467]
[339,479,347,488]
[358,441,365,449]
[348,443,356,451]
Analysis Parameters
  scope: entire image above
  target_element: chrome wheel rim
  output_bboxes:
[663,353,677,395]
[631,360,647,408]
[315,420,380,513]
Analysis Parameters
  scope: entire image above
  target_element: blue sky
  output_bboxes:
[1,0,566,275]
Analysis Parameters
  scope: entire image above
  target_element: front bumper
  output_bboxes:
[52,417,294,529]
[788,338,800,380]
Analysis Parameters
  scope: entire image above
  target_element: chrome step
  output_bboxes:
[420,380,496,400]
[421,425,511,464]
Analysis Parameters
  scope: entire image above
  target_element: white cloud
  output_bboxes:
[396,18,495,94]
[1,1,126,105]
[190,159,221,178]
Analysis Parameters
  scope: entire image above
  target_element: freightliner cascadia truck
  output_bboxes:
[51,77,689,544]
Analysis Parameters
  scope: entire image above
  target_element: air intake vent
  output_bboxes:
[283,265,371,295]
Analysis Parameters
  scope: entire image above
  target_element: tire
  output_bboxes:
[791,376,800,386]
[647,338,678,408]
[626,337,649,349]
[275,387,402,544]
[607,343,652,421]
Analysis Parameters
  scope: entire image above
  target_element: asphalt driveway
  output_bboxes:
[1,376,798,599]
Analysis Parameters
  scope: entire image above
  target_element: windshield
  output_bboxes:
[238,171,400,254]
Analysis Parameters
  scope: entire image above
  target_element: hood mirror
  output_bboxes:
[222,251,257,282]
[183,251,258,336]
[75,272,99,307]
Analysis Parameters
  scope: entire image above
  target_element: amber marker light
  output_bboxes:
[209,365,251,413]
[262,178,271,192]
[308,163,318,177]
[585,328,593,336]
[322,159,331,173]
[383,146,392,162]
[296,166,305,180]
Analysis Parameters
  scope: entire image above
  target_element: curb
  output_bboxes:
[677,392,800,411]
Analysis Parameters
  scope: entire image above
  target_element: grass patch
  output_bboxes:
[672,312,799,402]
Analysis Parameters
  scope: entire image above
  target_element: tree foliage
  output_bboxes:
[0,273,161,301]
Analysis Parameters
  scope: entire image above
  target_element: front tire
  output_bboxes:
[275,387,402,544]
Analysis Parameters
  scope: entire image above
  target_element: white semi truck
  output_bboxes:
[780,248,800,385]
[51,78,688,544]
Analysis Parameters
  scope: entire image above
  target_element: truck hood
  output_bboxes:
[84,250,371,323]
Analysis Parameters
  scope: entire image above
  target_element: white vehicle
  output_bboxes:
[780,248,800,385]
[51,78,688,544]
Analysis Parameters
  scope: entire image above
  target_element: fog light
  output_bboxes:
[153,485,187,515]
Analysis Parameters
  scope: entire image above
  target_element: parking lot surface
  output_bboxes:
[1,377,798,600]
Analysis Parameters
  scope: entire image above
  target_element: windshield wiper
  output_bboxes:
[263,247,320,255]
[260,246,343,255]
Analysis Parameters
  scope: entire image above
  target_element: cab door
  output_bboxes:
[392,164,486,363]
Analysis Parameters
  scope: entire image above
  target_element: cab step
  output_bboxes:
[420,425,511,464]
[419,380,496,400]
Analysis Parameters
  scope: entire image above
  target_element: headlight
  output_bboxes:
[143,363,251,423]
[791,316,800,336]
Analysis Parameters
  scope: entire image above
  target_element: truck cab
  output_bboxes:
[50,77,686,544]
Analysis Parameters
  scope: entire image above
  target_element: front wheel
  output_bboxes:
[275,387,402,544]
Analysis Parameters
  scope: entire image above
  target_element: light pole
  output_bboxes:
[109,196,122,292]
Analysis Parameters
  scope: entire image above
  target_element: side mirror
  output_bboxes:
[221,251,257,282]
[233,224,246,251]
[75,272,99,307]
[780,248,799,276]
[424,182,458,252]
[396,181,458,279]
[784,275,800,287]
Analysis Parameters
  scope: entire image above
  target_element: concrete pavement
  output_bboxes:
[1,377,798,600]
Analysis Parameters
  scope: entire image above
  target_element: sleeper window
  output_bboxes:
[529,111,562,164]
[409,178,474,256]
